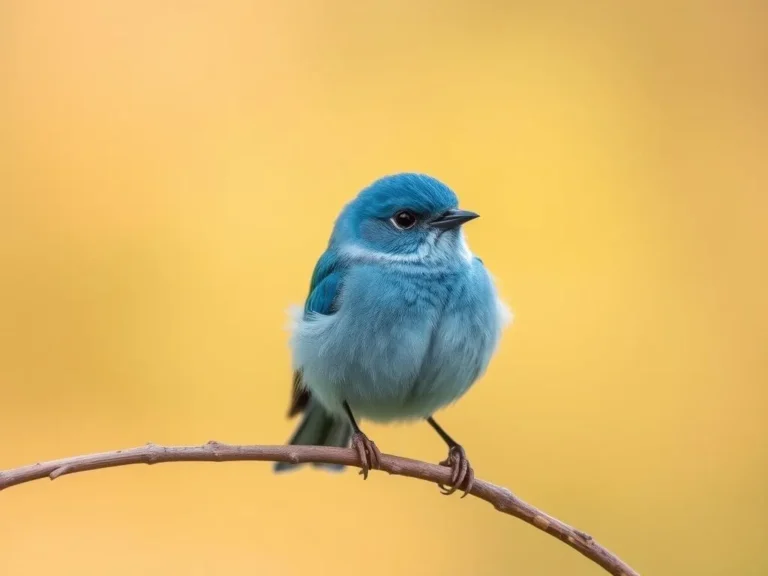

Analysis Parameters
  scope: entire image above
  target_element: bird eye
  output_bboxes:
[391,210,417,230]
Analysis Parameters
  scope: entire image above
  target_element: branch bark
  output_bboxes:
[0,442,639,576]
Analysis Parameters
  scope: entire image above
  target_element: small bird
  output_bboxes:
[274,173,511,495]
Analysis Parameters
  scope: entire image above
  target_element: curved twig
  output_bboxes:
[0,442,639,576]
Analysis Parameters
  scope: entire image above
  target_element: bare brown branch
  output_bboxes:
[0,442,639,576]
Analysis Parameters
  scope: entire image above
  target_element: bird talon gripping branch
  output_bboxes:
[352,431,381,479]
[437,444,475,497]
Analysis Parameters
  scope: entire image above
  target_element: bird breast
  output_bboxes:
[291,260,507,421]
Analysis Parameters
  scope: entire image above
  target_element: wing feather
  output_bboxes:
[287,249,344,417]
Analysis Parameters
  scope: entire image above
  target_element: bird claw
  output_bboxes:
[351,431,381,480]
[437,445,474,497]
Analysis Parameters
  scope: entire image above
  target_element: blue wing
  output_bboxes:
[304,249,344,316]
[288,249,344,416]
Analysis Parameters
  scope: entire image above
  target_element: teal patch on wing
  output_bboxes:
[304,250,344,316]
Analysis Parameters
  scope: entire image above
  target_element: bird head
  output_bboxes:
[332,173,479,264]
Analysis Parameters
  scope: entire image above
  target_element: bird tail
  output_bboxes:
[273,398,353,473]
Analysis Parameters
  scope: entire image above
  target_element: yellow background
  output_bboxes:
[1,2,766,575]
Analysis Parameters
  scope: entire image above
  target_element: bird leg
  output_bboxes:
[344,401,381,479]
[427,416,475,497]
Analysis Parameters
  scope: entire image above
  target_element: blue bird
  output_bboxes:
[274,173,511,495]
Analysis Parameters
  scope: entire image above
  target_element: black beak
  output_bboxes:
[430,209,480,230]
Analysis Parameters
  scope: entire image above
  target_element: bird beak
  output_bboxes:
[430,209,480,230]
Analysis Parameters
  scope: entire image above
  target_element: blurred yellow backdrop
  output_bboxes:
[1,1,766,575]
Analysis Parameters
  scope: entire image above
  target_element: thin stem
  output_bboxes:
[0,442,640,576]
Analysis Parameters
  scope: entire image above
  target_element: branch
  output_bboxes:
[0,442,639,576]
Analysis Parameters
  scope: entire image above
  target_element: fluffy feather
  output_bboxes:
[276,173,510,472]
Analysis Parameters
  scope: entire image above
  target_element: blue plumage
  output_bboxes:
[275,173,511,491]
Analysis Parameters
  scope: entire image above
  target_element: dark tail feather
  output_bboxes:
[273,399,353,473]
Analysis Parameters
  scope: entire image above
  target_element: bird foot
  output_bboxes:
[438,445,475,497]
[351,431,381,480]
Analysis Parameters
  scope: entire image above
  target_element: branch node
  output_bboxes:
[206,440,225,461]
[49,465,72,480]
[144,442,162,464]
[287,451,300,464]
[575,529,593,542]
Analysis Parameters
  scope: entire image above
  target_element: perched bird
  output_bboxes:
[274,173,511,495]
